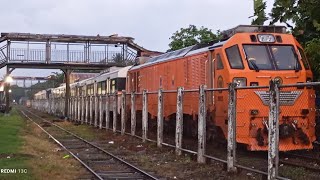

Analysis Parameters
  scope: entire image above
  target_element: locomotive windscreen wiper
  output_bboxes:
[243,48,259,72]
[248,59,260,72]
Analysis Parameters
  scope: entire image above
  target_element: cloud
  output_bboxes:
[0,0,272,78]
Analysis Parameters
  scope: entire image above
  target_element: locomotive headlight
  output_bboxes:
[301,109,309,115]
[257,34,275,43]
[233,77,247,87]
[250,109,259,115]
[274,76,283,85]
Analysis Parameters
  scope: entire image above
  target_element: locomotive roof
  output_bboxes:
[130,40,226,70]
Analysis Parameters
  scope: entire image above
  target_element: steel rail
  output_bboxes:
[19,110,104,180]
[21,107,158,180]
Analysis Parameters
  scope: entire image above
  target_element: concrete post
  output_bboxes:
[85,96,89,124]
[157,88,163,147]
[142,90,148,142]
[175,87,184,155]
[68,97,71,119]
[95,95,98,127]
[113,92,118,133]
[70,97,73,121]
[198,85,206,163]
[73,97,76,121]
[106,95,110,130]
[227,83,237,172]
[52,96,55,115]
[64,69,71,119]
[99,96,103,129]
[81,96,85,124]
[89,96,93,125]
[75,97,78,121]
[131,92,136,136]
[121,90,126,135]
[77,96,81,122]
[268,80,280,180]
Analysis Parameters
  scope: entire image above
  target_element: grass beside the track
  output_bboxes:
[0,109,33,180]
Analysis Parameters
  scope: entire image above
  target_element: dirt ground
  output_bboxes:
[20,115,91,180]
[19,106,320,180]
[47,120,262,180]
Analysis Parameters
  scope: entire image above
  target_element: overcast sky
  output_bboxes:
[0,0,275,85]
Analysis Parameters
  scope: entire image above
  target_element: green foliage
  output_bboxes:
[270,0,320,79]
[305,38,320,80]
[251,0,267,25]
[270,0,320,43]
[11,72,64,100]
[11,85,25,103]
[168,25,219,51]
[112,53,125,65]
[112,53,135,66]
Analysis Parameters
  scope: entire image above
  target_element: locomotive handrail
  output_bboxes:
[279,81,320,88]
[205,87,229,91]
[234,85,269,90]
[162,90,178,93]
[183,89,199,92]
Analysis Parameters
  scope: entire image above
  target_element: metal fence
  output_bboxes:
[9,48,133,64]
[31,80,320,179]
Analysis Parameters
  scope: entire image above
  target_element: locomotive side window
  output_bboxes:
[225,45,244,69]
[298,47,310,70]
[216,54,224,70]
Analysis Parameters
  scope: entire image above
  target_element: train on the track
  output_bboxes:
[34,25,318,151]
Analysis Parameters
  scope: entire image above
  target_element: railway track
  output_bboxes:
[19,106,320,179]
[19,107,159,180]
[279,151,320,172]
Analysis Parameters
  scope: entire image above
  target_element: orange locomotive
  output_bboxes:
[126,25,316,151]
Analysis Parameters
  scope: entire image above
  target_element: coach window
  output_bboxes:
[98,82,102,95]
[82,86,86,96]
[225,45,244,69]
[90,84,93,95]
[111,79,116,93]
[101,81,106,94]
[216,54,224,70]
[106,78,110,94]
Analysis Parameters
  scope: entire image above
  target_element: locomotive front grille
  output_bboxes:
[254,91,302,106]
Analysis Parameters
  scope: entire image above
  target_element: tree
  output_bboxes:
[270,0,320,43]
[112,53,135,66]
[168,25,219,51]
[10,85,25,102]
[251,0,267,25]
[305,38,320,80]
[269,0,320,79]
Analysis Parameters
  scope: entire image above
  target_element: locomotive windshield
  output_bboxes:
[243,45,302,70]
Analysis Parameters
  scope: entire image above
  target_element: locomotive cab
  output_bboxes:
[213,25,316,151]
